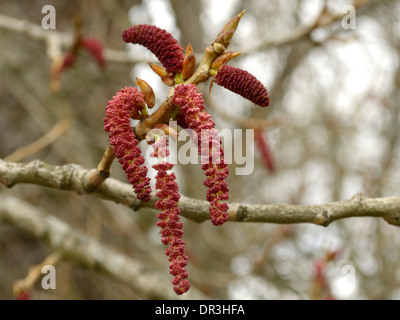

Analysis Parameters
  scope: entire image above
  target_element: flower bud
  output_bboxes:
[210,51,241,70]
[148,62,175,86]
[212,42,226,55]
[136,77,155,108]
[212,10,245,49]
[182,43,196,80]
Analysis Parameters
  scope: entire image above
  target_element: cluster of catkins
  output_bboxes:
[104,15,269,295]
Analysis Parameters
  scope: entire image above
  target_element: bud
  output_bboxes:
[136,77,155,108]
[129,109,141,120]
[182,43,196,80]
[212,10,245,49]
[210,51,241,70]
[148,62,169,78]
[148,62,175,86]
[212,43,226,55]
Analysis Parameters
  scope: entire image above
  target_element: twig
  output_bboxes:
[1,159,399,227]
[4,118,72,162]
[240,0,369,55]
[87,145,115,190]
[13,251,62,297]
[0,13,150,64]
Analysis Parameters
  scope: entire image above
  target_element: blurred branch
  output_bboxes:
[241,0,369,54]
[13,251,62,298]
[4,118,72,162]
[1,159,400,227]
[0,13,149,64]
[0,194,207,299]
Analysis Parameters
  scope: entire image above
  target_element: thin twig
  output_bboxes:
[0,13,150,64]
[13,251,62,297]
[88,145,115,190]
[4,118,72,162]
[240,0,369,55]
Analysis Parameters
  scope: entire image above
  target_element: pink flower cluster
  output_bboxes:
[214,65,270,107]
[122,25,184,74]
[104,87,152,202]
[151,136,190,295]
[172,84,230,226]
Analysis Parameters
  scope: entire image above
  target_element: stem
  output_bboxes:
[88,145,115,189]
[13,251,62,296]
[132,44,222,141]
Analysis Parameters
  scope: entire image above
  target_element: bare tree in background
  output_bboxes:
[1,0,400,300]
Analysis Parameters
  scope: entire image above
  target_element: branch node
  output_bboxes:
[84,169,105,193]
[130,200,142,212]
[230,204,247,221]
[384,212,400,227]
[350,192,364,206]
[314,210,332,227]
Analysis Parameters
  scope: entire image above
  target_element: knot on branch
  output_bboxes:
[384,212,400,227]
[314,210,332,227]
[350,193,365,208]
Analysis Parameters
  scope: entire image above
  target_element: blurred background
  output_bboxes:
[1,0,400,299]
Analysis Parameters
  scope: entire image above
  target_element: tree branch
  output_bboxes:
[0,13,150,65]
[240,0,369,55]
[0,193,207,299]
[1,159,399,227]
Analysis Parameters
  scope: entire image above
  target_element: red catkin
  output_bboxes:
[172,84,229,226]
[104,87,152,202]
[122,24,184,74]
[81,37,105,68]
[255,130,276,173]
[214,65,270,107]
[151,136,190,295]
